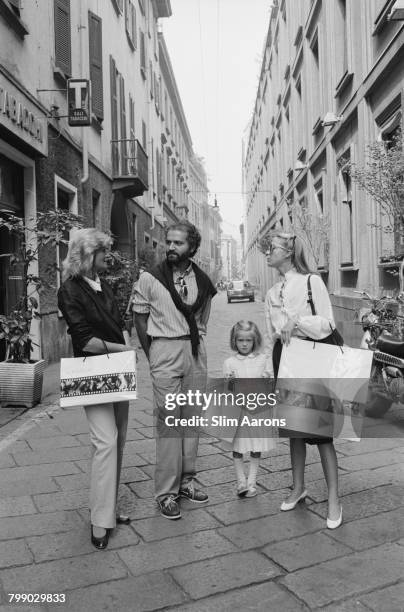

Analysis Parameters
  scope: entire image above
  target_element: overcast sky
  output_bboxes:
[163,0,271,239]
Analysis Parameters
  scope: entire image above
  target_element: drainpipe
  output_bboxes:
[80,3,89,185]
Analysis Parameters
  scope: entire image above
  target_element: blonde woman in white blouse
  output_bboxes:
[265,232,342,529]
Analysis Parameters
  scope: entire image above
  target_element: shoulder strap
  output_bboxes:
[307,275,316,315]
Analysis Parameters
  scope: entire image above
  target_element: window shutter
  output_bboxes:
[110,56,119,174]
[120,75,127,174]
[88,12,104,121]
[54,0,71,76]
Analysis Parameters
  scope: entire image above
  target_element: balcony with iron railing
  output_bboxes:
[111,138,148,198]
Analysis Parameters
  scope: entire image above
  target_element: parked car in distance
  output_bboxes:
[227,280,255,303]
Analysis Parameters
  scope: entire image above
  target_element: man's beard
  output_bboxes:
[166,251,190,266]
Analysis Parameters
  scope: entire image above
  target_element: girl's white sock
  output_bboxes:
[233,457,246,485]
[248,457,260,487]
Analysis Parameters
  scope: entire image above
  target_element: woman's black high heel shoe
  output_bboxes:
[91,525,110,550]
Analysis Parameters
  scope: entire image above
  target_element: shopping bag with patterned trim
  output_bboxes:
[276,338,373,440]
[60,350,137,407]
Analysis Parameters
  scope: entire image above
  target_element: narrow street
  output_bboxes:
[0,289,403,611]
[205,290,266,375]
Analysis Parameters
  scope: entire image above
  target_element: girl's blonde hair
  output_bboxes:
[270,231,314,275]
[62,228,113,280]
[230,320,262,353]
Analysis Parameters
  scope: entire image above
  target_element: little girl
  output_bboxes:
[223,320,275,498]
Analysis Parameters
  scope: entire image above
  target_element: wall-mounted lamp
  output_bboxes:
[294,160,308,172]
[388,0,404,20]
[321,112,344,127]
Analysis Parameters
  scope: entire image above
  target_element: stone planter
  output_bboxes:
[0,359,46,408]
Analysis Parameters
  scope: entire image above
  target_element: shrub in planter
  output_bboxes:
[0,209,82,407]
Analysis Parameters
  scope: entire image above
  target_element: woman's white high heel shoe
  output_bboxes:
[327,507,343,529]
[280,489,308,511]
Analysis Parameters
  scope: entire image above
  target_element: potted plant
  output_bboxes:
[0,209,82,408]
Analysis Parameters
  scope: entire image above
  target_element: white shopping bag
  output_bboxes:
[60,350,137,407]
[277,338,373,440]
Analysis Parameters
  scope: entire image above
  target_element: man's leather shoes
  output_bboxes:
[91,525,110,550]
[116,514,131,525]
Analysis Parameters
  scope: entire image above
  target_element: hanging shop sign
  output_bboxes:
[0,72,48,156]
[67,79,91,126]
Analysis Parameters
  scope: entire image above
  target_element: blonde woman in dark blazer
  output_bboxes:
[58,228,135,549]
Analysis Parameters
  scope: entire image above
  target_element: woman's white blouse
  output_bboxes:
[264,269,336,369]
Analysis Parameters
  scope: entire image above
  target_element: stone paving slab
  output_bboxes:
[262,531,352,571]
[279,543,404,608]
[197,465,268,487]
[133,508,222,542]
[0,539,34,569]
[26,434,82,450]
[118,530,236,576]
[0,495,37,518]
[310,484,404,521]
[306,467,399,502]
[0,510,85,541]
[337,449,404,472]
[325,507,404,551]
[218,507,325,550]
[0,453,16,468]
[170,581,309,612]
[26,525,139,563]
[168,550,282,600]
[0,551,129,594]
[61,573,187,612]
[32,489,89,513]
[206,489,289,525]
[0,477,59,497]
[0,462,81,483]
[359,581,404,612]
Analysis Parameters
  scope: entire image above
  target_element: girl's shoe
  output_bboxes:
[327,507,343,529]
[237,483,248,498]
[246,485,257,498]
[280,489,308,511]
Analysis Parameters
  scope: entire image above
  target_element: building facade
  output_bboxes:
[243,0,404,344]
[0,0,217,363]
[220,234,238,282]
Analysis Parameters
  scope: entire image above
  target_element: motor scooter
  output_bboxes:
[356,261,404,417]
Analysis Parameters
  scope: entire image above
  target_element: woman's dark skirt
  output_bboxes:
[273,339,333,445]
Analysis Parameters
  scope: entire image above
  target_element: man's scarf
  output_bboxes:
[149,260,217,358]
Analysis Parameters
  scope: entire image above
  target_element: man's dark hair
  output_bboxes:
[165,220,202,258]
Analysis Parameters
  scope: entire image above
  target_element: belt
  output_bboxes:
[151,335,191,341]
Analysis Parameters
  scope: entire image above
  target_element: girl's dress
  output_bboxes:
[223,353,276,454]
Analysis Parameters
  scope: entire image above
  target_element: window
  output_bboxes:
[142,119,147,151]
[54,0,71,77]
[129,94,136,173]
[310,31,321,119]
[92,189,101,227]
[88,11,103,121]
[125,0,137,49]
[335,0,348,81]
[149,61,154,98]
[110,57,127,175]
[338,152,354,266]
[144,233,150,244]
[54,176,77,292]
[140,29,146,78]
[111,0,124,15]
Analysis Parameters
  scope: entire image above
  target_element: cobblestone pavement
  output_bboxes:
[0,292,403,611]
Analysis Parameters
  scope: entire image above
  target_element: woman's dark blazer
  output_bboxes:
[57,277,125,357]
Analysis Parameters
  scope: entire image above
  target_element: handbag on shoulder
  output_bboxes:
[306,275,344,346]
